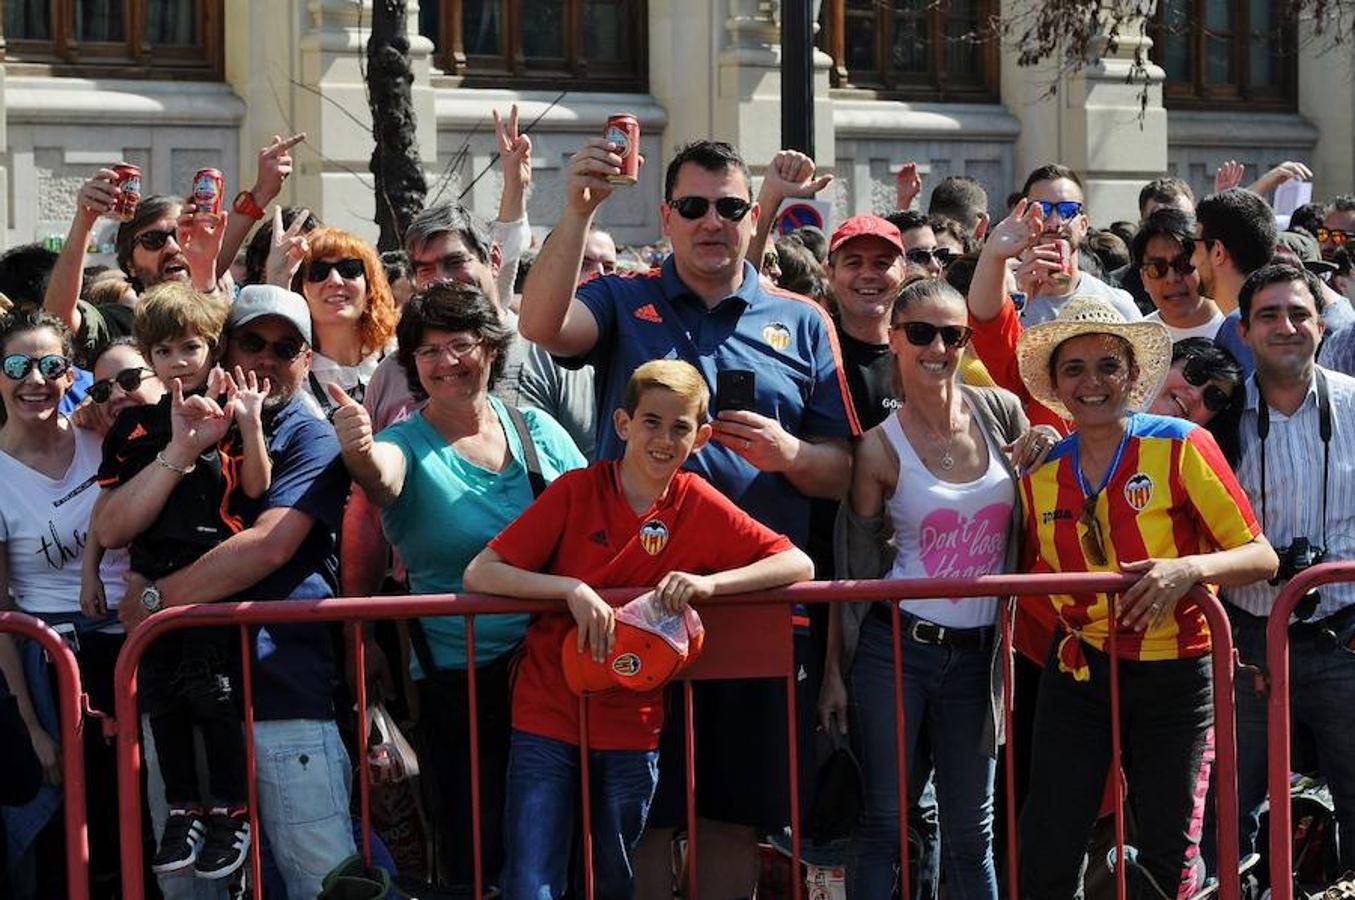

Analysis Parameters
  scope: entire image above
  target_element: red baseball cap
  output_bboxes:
[561,595,706,696]
[829,215,905,256]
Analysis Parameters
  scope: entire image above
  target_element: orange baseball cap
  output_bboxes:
[561,595,706,696]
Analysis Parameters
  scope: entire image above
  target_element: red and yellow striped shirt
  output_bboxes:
[1020,414,1260,672]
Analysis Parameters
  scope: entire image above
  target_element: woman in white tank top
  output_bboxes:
[822,280,1053,898]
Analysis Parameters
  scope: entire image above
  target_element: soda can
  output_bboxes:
[604,113,640,186]
[1049,238,1074,292]
[191,168,225,215]
[110,163,142,222]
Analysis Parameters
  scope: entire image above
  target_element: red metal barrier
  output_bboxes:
[1265,560,1355,900]
[112,573,1244,899]
[0,611,92,900]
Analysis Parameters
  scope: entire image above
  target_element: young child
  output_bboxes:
[463,359,813,899]
[90,281,271,881]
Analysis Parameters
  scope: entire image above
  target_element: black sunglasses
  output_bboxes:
[89,367,156,403]
[667,196,753,222]
[1141,253,1195,279]
[307,258,366,282]
[133,228,177,252]
[905,248,952,268]
[2,353,70,381]
[892,321,974,348]
[1181,357,1234,413]
[233,332,305,361]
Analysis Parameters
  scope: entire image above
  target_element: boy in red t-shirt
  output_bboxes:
[464,359,812,899]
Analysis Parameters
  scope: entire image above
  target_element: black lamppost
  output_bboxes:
[781,0,814,157]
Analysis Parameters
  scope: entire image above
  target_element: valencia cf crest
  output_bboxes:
[612,653,642,677]
[639,519,669,555]
[762,322,792,352]
[1123,473,1153,512]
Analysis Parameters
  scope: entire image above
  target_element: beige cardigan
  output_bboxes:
[831,384,1028,757]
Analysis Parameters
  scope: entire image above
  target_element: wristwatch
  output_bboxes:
[139,581,164,614]
[232,190,265,221]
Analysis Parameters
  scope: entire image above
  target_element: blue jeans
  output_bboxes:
[502,730,659,900]
[1223,606,1355,873]
[847,612,998,899]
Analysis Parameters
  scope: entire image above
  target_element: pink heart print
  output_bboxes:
[917,502,1011,602]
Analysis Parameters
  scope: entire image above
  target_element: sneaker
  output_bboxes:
[151,808,205,874]
[194,806,251,880]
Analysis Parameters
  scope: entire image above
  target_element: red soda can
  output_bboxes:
[191,168,225,215]
[110,163,142,222]
[604,113,640,186]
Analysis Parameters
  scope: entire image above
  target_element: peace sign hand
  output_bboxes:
[265,205,311,287]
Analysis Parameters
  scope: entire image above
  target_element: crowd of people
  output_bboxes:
[0,103,1349,900]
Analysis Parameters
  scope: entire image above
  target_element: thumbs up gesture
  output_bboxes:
[326,381,373,457]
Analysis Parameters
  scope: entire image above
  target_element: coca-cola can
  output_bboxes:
[110,163,142,222]
[191,168,225,215]
[604,113,640,186]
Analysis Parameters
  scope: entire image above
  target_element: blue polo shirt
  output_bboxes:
[563,256,859,544]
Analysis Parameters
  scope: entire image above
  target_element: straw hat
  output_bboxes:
[1016,295,1172,421]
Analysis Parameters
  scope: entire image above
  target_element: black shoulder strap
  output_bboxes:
[506,405,548,498]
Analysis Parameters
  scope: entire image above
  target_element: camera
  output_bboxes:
[1269,537,1327,620]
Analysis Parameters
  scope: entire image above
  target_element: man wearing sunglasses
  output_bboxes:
[521,137,856,899]
[1130,208,1225,343]
[1207,263,1355,879]
[883,209,947,280]
[1014,164,1141,328]
[1320,195,1355,298]
[106,285,357,898]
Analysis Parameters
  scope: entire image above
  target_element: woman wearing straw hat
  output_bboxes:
[1013,295,1277,898]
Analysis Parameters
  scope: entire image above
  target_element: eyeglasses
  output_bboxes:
[1140,253,1196,279]
[892,321,974,348]
[133,228,177,252]
[233,332,306,361]
[2,353,70,381]
[1034,200,1084,221]
[905,248,950,268]
[667,196,753,222]
[413,338,483,363]
[1316,227,1350,246]
[1079,494,1108,566]
[88,367,155,403]
[307,258,366,282]
[1181,357,1235,413]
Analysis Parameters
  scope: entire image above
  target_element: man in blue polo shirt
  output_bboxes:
[521,138,856,898]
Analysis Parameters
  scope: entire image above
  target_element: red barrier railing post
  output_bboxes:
[0,612,91,900]
[352,621,372,867]
[889,603,913,900]
[238,623,263,900]
[465,616,484,899]
[1106,594,1127,899]
[785,668,802,900]
[578,695,596,900]
[1261,562,1355,900]
[683,680,698,900]
[1001,604,1019,900]
[1195,588,1242,900]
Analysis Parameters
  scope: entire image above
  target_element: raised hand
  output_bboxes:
[896,161,923,210]
[265,205,311,287]
[1251,160,1313,196]
[169,375,232,455]
[493,105,532,191]
[326,381,374,458]
[565,138,626,215]
[253,133,305,203]
[75,169,122,226]
[176,209,229,290]
[1214,160,1245,193]
[760,150,833,203]
[227,365,270,429]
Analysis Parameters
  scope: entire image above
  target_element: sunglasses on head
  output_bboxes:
[1034,200,1084,221]
[2,353,70,381]
[667,196,753,222]
[1141,253,1196,279]
[892,321,974,348]
[233,332,305,361]
[905,248,955,268]
[133,228,176,252]
[1079,494,1108,567]
[307,258,366,282]
[1181,357,1234,413]
[1316,227,1350,246]
[89,367,155,403]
